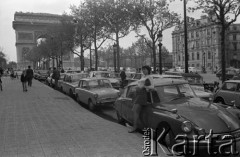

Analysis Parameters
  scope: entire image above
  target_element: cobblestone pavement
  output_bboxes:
[0,77,164,157]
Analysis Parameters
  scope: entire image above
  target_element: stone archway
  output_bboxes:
[12,12,74,70]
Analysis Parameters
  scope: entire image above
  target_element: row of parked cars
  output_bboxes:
[35,69,240,152]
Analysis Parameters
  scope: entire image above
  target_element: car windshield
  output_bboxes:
[95,72,111,78]
[133,74,142,79]
[109,73,120,78]
[72,74,88,82]
[184,76,203,84]
[88,79,112,89]
[154,84,196,103]
[126,73,135,79]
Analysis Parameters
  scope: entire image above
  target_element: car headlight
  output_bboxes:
[181,121,192,133]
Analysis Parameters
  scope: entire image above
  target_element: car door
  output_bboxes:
[218,82,238,105]
[79,80,90,104]
[234,83,240,108]
[121,85,137,123]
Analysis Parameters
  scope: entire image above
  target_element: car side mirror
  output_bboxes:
[171,109,178,114]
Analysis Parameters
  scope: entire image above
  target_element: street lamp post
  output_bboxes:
[113,43,117,72]
[157,31,163,74]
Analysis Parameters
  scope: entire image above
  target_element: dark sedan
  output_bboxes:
[114,79,240,153]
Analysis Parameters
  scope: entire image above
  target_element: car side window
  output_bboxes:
[236,83,240,92]
[78,80,82,87]
[82,81,88,89]
[126,85,137,99]
[222,82,237,91]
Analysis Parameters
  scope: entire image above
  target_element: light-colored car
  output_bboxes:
[175,67,185,72]
[75,78,120,110]
[114,78,240,151]
[214,80,240,108]
[60,73,89,97]
[89,71,120,89]
[188,67,199,73]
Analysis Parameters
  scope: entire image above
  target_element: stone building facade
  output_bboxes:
[12,12,74,70]
[172,15,240,73]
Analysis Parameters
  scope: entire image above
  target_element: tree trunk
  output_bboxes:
[220,13,226,82]
[80,34,84,71]
[94,34,98,71]
[152,41,156,73]
[116,31,120,72]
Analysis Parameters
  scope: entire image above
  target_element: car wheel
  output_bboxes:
[215,97,225,104]
[88,99,95,111]
[116,111,125,124]
[76,94,80,103]
[69,89,74,98]
[156,124,175,150]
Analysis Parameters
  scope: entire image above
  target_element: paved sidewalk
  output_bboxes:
[0,77,149,157]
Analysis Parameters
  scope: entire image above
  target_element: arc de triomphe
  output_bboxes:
[12,12,74,69]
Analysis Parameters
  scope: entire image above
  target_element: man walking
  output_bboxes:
[52,67,60,90]
[26,66,34,87]
[120,68,126,88]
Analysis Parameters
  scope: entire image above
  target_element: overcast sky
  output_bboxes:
[0,0,239,62]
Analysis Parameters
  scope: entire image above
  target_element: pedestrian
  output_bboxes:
[52,67,60,90]
[26,66,34,87]
[141,65,154,89]
[128,78,152,133]
[20,70,27,92]
[0,67,3,91]
[120,68,127,88]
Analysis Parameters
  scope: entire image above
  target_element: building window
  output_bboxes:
[207,38,211,45]
[207,29,210,35]
[197,52,200,60]
[233,26,237,30]
[192,64,194,67]
[196,31,199,38]
[191,32,194,38]
[179,55,181,61]
[192,52,194,60]
[233,43,237,50]
[208,51,211,60]
[233,34,237,41]
[196,63,200,67]
[196,41,200,48]
[208,63,211,67]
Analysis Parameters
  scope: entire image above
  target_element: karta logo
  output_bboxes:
[142,128,240,156]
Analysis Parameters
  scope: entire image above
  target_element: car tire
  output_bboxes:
[69,89,74,98]
[116,111,125,125]
[76,94,80,103]
[88,99,95,111]
[215,97,225,104]
[156,124,175,150]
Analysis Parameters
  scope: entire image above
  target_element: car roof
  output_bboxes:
[224,80,240,83]
[165,71,202,78]
[80,77,110,81]
[65,73,88,76]
[128,78,188,86]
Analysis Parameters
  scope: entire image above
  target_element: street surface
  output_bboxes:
[0,77,166,157]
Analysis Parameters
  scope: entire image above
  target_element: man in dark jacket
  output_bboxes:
[26,66,34,87]
[52,67,60,90]
[120,68,126,88]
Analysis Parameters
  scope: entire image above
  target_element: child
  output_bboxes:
[21,70,27,92]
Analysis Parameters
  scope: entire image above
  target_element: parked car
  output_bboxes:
[188,67,199,73]
[46,73,66,88]
[34,70,48,81]
[164,71,212,100]
[114,78,240,151]
[214,80,240,108]
[59,73,89,98]
[216,67,240,80]
[75,78,120,110]
[89,71,120,89]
